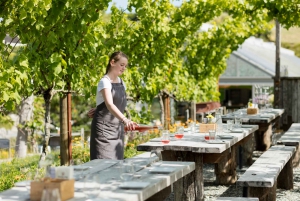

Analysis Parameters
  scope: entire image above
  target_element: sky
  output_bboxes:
[108,0,183,11]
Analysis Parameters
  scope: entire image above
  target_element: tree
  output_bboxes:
[1,0,112,159]
[2,0,299,159]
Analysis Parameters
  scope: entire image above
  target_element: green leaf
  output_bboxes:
[2,92,9,102]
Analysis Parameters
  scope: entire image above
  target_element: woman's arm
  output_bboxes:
[101,88,138,130]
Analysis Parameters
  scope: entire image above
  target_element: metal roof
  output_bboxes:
[220,37,300,85]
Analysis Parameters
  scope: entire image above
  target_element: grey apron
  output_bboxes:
[90,78,127,160]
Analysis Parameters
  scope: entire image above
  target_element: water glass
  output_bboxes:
[148,149,161,167]
[234,117,242,128]
[189,122,195,133]
[266,103,272,112]
[120,161,134,181]
[208,130,216,140]
[227,120,234,131]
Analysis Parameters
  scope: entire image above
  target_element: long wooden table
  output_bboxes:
[0,158,195,201]
[137,125,258,201]
[222,109,284,152]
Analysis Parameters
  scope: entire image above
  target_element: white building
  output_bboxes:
[219,36,300,107]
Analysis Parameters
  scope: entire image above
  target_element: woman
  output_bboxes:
[88,51,138,160]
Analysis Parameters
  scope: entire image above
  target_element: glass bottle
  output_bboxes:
[215,108,223,136]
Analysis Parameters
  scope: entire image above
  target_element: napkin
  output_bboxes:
[149,167,177,173]
[230,129,244,133]
[260,114,275,118]
[119,181,151,189]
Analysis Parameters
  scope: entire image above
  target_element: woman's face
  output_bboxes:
[110,57,128,76]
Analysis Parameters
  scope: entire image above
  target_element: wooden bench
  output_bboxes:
[237,145,295,201]
[216,198,258,201]
[277,123,300,167]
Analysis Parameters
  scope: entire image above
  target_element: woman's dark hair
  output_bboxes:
[105,51,128,74]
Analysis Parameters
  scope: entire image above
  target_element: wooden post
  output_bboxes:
[191,102,196,122]
[67,91,72,164]
[60,94,68,166]
[274,19,281,109]
[163,93,170,129]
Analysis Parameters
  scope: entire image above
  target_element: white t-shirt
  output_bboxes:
[96,76,126,106]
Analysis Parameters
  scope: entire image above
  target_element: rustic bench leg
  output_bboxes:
[292,144,300,167]
[215,145,237,185]
[146,186,171,201]
[277,157,294,190]
[161,151,204,201]
[247,183,277,201]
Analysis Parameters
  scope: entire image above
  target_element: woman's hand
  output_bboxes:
[123,118,138,131]
[87,108,96,118]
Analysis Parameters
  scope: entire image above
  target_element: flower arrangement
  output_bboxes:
[206,113,216,123]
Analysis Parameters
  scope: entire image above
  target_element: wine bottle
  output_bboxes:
[125,125,158,132]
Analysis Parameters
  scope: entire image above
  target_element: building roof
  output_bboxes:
[220,37,300,86]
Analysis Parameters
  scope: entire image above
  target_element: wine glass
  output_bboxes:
[161,132,170,144]
[83,174,101,200]
[175,126,184,139]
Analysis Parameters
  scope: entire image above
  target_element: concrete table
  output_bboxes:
[137,125,258,201]
[0,159,195,201]
[222,109,284,152]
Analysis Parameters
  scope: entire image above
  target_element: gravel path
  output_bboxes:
[165,151,300,200]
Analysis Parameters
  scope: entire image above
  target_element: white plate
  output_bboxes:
[218,135,234,139]
[149,167,177,174]
[206,140,226,144]
[230,129,244,133]
[119,181,150,189]
[73,166,92,171]
[241,125,253,128]
[260,115,274,118]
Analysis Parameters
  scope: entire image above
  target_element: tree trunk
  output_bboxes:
[158,92,165,128]
[42,88,55,155]
[15,95,35,158]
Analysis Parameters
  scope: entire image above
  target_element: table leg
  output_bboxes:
[161,150,204,201]
[215,145,237,185]
[146,186,172,201]
[240,133,255,166]
[255,124,272,151]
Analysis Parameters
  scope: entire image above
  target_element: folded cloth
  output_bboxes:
[260,114,275,118]
[230,129,244,133]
